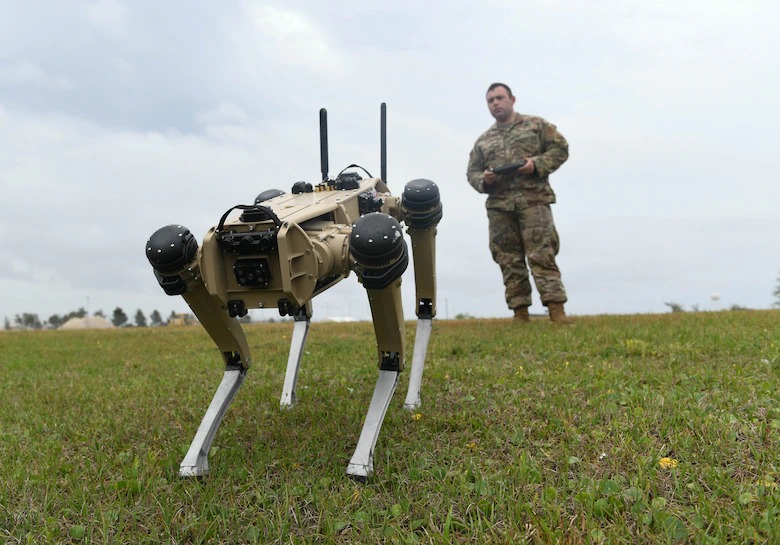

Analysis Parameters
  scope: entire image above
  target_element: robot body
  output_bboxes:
[146,106,441,480]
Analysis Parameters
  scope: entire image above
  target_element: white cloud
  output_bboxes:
[86,0,129,39]
[111,57,135,81]
[196,102,250,127]
[242,3,350,78]
[0,60,71,89]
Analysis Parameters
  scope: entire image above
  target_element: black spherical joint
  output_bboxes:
[350,213,408,289]
[255,189,286,204]
[146,225,199,275]
[350,213,405,266]
[402,178,442,229]
[402,179,440,209]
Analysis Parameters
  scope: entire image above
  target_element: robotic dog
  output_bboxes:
[145,105,441,480]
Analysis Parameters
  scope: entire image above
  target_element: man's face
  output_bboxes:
[486,86,515,123]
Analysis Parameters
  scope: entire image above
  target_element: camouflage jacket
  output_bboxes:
[467,112,569,210]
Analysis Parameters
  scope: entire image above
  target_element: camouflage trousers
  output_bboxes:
[487,204,567,309]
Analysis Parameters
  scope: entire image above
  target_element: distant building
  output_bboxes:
[168,313,200,326]
[60,316,115,330]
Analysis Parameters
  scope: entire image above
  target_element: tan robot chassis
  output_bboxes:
[145,105,442,481]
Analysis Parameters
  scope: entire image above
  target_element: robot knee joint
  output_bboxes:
[402,179,442,229]
[350,213,408,289]
[146,225,199,275]
[146,225,198,296]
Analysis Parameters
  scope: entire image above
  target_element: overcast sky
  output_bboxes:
[1,0,779,324]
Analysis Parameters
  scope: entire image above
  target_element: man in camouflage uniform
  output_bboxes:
[467,82,570,323]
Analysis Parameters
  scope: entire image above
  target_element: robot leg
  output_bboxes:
[179,363,246,477]
[400,179,442,410]
[280,303,312,408]
[146,224,252,478]
[405,318,433,410]
[347,366,399,481]
[346,213,408,480]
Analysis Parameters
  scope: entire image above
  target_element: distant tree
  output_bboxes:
[48,314,63,328]
[3,316,10,330]
[59,307,88,323]
[729,304,750,311]
[169,310,177,321]
[150,310,163,326]
[112,307,128,327]
[238,314,252,324]
[134,309,147,327]
[15,313,42,329]
[94,309,106,318]
[773,271,780,308]
[664,301,685,313]
[454,313,475,320]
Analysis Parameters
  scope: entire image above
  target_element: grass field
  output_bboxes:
[1,310,779,544]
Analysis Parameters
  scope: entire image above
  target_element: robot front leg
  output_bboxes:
[346,282,404,481]
[347,366,399,481]
[179,359,246,477]
[280,304,312,408]
[347,213,408,480]
[400,179,442,410]
[405,317,433,410]
[176,292,251,477]
[147,225,252,478]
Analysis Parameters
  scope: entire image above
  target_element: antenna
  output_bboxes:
[380,103,387,183]
[319,108,329,182]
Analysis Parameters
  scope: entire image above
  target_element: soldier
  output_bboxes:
[467,82,570,323]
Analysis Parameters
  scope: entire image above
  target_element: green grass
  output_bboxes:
[1,310,779,544]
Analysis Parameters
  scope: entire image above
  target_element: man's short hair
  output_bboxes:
[487,83,513,97]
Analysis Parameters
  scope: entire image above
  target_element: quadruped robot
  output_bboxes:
[145,104,442,480]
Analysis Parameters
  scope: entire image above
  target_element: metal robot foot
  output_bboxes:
[346,370,399,480]
[403,318,432,410]
[280,315,311,408]
[179,367,246,478]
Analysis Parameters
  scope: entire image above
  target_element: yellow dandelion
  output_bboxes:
[659,457,679,469]
[466,442,477,450]
[412,413,422,421]
[759,479,778,489]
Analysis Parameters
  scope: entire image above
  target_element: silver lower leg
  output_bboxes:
[404,318,432,410]
[179,367,246,478]
[280,318,310,408]
[346,370,399,481]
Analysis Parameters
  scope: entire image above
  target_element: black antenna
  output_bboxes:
[380,103,387,183]
[319,108,329,182]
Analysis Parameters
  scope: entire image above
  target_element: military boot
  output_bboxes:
[513,306,530,323]
[547,302,571,325]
